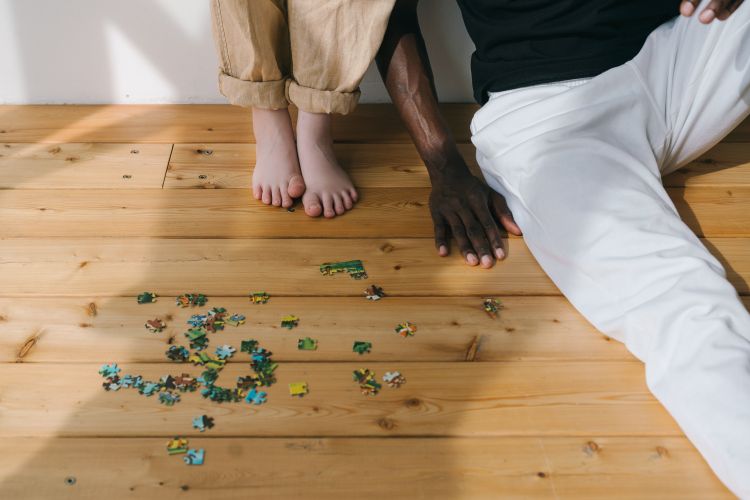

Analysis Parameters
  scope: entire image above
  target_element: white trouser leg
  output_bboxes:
[471,4,750,497]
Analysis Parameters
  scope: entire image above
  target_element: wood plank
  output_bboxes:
[2,237,748,297]
[0,186,747,237]
[0,361,677,437]
[167,142,750,189]
[0,436,729,499]
[0,296,634,363]
[0,143,171,189]
[3,104,750,148]
[0,104,476,144]
[3,104,750,147]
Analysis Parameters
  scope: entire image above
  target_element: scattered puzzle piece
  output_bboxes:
[280,315,299,329]
[352,341,372,355]
[353,368,381,396]
[215,344,236,360]
[192,415,214,432]
[394,321,417,338]
[176,293,208,308]
[483,298,502,319]
[319,260,368,280]
[166,345,190,362]
[250,292,270,304]
[145,318,166,333]
[167,437,188,455]
[98,363,120,378]
[382,371,406,388]
[364,284,385,301]
[159,392,181,406]
[240,339,259,353]
[289,382,308,397]
[183,448,205,465]
[226,313,246,327]
[297,337,318,350]
[245,387,268,405]
[137,292,157,304]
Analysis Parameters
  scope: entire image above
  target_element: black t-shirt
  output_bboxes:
[455,0,679,103]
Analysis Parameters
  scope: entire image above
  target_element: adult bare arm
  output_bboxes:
[375,0,522,269]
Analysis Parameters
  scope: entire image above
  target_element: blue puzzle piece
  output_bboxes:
[215,344,236,360]
[244,387,267,405]
[187,314,207,327]
[98,363,120,378]
[183,448,205,465]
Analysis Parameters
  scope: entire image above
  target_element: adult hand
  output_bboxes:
[430,172,522,268]
[681,0,745,22]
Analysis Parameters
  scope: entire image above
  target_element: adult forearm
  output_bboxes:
[375,0,470,181]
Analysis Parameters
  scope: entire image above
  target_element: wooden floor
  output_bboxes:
[1,104,747,499]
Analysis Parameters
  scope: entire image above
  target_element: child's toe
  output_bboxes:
[302,191,323,217]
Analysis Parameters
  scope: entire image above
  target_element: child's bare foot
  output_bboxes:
[296,110,358,218]
[252,108,306,208]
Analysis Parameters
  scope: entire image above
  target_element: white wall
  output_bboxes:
[0,0,476,104]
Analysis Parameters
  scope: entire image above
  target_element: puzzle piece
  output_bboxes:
[353,368,382,396]
[382,371,406,388]
[289,382,308,397]
[319,260,368,280]
[394,321,417,338]
[137,292,157,304]
[240,339,259,353]
[297,337,318,350]
[174,373,198,392]
[183,448,205,465]
[250,292,270,304]
[167,437,189,455]
[185,328,208,351]
[364,284,385,301]
[280,315,299,329]
[215,344,236,360]
[159,391,181,406]
[176,293,208,308]
[226,313,246,327]
[145,318,166,333]
[483,298,502,319]
[98,363,120,378]
[166,345,190,362]
[187,314,207,328]
[352,341,372,355]
[192,415,214,432]
[245,387,268,405]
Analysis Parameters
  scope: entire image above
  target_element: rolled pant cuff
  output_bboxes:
[218,72,289,109]
[286,80,360,115]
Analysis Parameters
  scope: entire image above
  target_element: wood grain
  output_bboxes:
[2,237,747,297]
[0,437,730,499]
[0,296,637,363]
[0,186,747,237]
[0,104,476,144]
[0,143,171,189]
[0,361,676,438]
[166,142,750,189]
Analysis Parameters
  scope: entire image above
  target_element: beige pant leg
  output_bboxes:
[210,0,291,109]
[287,0,395,114]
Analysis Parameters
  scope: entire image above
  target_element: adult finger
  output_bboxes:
[445,213,479,266]
[681,0,700,16]
[490,192,522,237]
[472,200,506,261]
[457,209,494,268]
[432,211,450,257]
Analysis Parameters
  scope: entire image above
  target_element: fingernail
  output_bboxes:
[681,1,695,15]
[439,245,448,256]
[466,253,478,265]
[495,248,505,259]
[480,255,493,268]
[700,9,715,22]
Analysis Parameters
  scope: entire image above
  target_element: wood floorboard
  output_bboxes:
[0,437,730,499]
